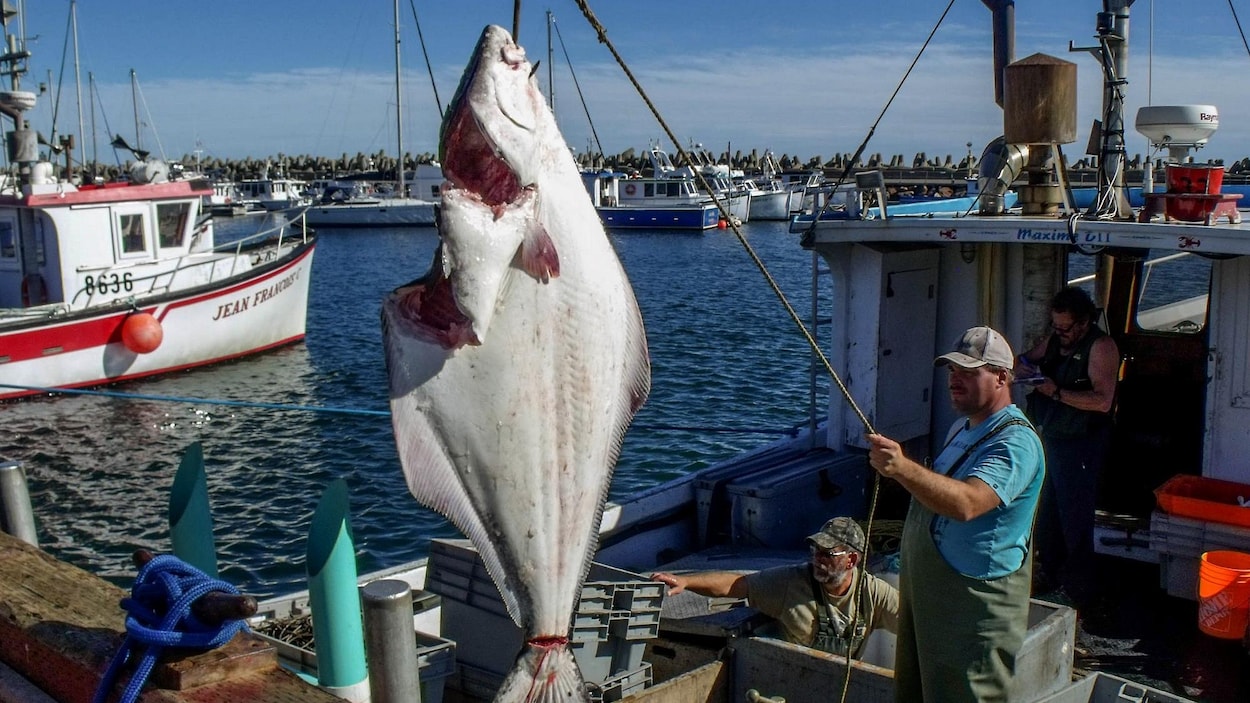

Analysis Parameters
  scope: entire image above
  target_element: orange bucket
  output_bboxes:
[1197,550,1250,639]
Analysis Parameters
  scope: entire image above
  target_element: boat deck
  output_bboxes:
[1065,554,1250,702]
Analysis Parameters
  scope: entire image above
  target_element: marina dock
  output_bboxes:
[0,530,341,703]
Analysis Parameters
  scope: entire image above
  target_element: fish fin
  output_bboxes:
[518,223,560,283]
[578,277,653,590]
[494,641,588,703]
[387,394,525,619]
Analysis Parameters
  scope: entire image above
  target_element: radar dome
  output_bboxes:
[1135,105,1219,146]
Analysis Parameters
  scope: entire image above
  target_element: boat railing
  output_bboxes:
[66,213,310,309]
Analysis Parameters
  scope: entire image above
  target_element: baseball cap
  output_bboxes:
[807,517,867,554]
[934,326,1014,370]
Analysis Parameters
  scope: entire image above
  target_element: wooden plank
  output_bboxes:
[0,532,343,702]
[623,660,726,703]
[730,637,895,703]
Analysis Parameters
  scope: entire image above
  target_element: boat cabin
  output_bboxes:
[0,170,212,311]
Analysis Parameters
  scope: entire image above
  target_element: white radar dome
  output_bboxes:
[1135,105,1219,146]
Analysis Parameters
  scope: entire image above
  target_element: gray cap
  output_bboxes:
[807,517,867,554]
[935,326,1014,370]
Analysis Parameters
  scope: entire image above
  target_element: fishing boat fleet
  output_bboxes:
[6,1,1250,703]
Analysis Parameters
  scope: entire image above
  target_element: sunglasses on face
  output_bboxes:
[810,545,852,560]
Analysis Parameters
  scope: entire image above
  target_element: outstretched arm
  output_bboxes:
[865,433,1002,521]
[651,571,749,599]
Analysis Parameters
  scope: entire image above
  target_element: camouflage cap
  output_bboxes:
[807,517,867,554]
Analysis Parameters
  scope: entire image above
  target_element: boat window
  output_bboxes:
[1068,250,1210,334]
[119,213,147,255]
[644,183,655,197]
[0,221,13,261]
[1134,250,1211,334]
[156,203,190,248]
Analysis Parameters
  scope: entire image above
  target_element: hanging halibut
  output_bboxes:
[382,24,650,703]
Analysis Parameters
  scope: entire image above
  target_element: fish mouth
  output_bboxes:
[440,42,526,211]
[442,105,522,209]
[391,248,481,350]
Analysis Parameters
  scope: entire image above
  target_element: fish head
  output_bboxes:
[414,24,564,346]
[440,25,551,196]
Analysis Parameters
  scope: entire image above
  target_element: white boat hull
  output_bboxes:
[0,242,315,400]
[747,190,797,220]
[302,198,437,228]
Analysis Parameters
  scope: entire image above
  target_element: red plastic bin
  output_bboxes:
[1155,474,1250,529]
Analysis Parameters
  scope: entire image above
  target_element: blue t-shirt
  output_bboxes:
[929,405,1045,580]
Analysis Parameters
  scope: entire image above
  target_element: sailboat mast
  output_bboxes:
[394,0,404,196]
[71,0,83,183]
[72,0,85,153]
[547,10,555,112]
[89,71,97,178]
[131,69,140,152]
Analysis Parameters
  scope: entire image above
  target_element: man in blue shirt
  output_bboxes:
[866,326,1045,703]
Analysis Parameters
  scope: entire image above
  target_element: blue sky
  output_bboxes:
[12,1,1250,166]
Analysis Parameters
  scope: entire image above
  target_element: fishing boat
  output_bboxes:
[583,170,724,230]
[250,2,1248,702]
[0,17,316,402]
[237,171,311,212]
[301,0,436,229]
[583,145,752,231]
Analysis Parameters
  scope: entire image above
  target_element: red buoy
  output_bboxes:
[717,219,728,229]
[122,312,163,354]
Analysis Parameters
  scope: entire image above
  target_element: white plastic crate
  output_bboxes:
[1034,671,1196,703]
[1150,511,1250,599]
[587,662,652,702]
[426,538,664,685]
[253,625,455,703]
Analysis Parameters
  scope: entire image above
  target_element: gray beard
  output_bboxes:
[812,561,850,586]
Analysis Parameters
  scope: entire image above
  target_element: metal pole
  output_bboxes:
[0,461,38,547]
[394,0,405,197]
[362,579,422,703]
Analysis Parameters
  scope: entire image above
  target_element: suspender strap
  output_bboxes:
[939,417,1035,478]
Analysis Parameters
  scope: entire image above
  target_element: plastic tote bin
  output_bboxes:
[1154,474,1250,529]
[1197,550,1250,640]
[1034,671,1196,703]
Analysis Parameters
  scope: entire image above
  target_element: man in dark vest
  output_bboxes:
[650,517,898,660]
[1017,286,1119,603]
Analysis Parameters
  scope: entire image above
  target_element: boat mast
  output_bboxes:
[71,0,84,182]
[547,11,555,113]
[393,0,405,197]
[89,71,96,179]
[0,0,38,186]
[131,68,140,153]
[1071,0,1135,219]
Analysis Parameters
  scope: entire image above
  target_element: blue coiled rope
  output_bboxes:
[92,555,250,703]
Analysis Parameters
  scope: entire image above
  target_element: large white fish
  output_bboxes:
[382,24,650,703]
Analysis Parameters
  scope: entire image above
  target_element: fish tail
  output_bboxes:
[494,636,588,703]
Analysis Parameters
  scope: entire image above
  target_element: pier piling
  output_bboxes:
[0,461,37,547]
[363,578,422,703]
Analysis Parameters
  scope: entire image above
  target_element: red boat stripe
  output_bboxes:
[1,245,312,363]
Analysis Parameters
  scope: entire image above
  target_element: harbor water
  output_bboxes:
[0,214,1212,600]
[1,215,833,599]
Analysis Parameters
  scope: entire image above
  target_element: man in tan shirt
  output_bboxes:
[651,517,898,659]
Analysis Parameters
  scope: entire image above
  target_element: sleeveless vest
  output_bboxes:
[1026,325,1111,438]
